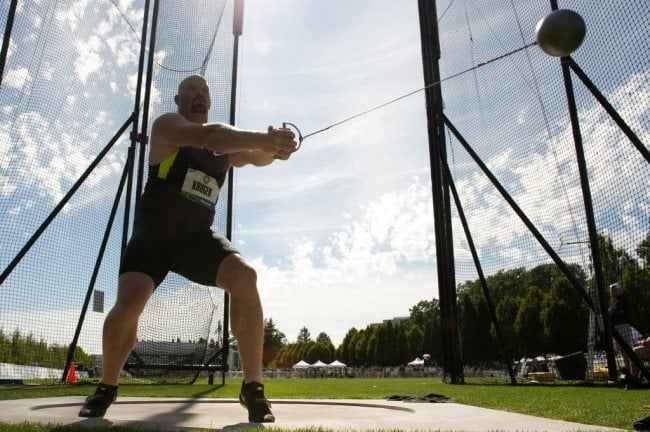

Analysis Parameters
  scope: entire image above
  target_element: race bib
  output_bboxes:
[180,168,220,208]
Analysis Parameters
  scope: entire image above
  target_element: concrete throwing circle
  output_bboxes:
[24,398,418,430]
[0,396,619,431]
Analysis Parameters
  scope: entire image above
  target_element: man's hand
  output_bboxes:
[263,126,297,159]
[273,152,292,160]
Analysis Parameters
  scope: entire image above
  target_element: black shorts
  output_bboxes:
[119,212,239,288]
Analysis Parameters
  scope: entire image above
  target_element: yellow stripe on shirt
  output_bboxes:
[157,149,180,179]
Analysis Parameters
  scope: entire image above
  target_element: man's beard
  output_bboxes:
[191,101,207,113]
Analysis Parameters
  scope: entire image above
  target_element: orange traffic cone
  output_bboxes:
[66,361,77,384]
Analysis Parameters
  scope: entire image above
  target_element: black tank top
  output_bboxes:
[138,147,229,227]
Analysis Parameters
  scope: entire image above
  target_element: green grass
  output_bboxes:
[0,377,647,431]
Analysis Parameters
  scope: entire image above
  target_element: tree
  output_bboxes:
[622,259,650,334]
[306,342,333,363]
[459,291,497,365]
[372,326,387,367]
[338,328,358,365]
[384,321,396,366]
[494,295,520,357]
[514,287,546,356]
[597,231,635,286]
[353,329,369,366]
[0,329,9,363]
[316,332,332,346]
[406,324,424,359]
[296,327,311,343]
[215,320,223,347]
[275,343,300,368]
[458,292,480,365]
[408,299,442,363]
[541,275,589,356]
[638,231,650,266]
[394,323,411,365]
[1,329,92,369]
[263,318,286,367]
[471,268,528,304]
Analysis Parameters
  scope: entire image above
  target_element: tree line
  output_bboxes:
[262,231,649,368]
[3,231,646,371]
[0,329,93,369]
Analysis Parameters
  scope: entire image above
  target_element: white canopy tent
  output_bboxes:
[328,360,347,368]
[292,360,311,369]
[311,360,328,368]
[407,357,424,366]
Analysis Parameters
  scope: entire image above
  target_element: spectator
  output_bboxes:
[608,283,634,377]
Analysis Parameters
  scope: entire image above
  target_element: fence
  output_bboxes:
[0,0,236,384]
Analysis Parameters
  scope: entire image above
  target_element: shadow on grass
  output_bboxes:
[455,379,624,388]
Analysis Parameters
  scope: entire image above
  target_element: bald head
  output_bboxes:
[174,75,211,121]
[177,75,207,94]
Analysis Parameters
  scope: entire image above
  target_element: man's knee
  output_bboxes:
[114,272,154,316]
[217,254,258,293]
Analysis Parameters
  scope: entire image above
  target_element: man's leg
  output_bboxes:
[101,272,155,384]
[216,253,274,422]
[216,254,263,383]
[79,272,154,417]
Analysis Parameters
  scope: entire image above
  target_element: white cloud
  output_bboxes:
[1,0,646,353]
[246,176,436,344]
[239,67,649,345]
[74,36,104,84]
[3,67,31,89]
[126,72,139,99]
[54,0,92,32]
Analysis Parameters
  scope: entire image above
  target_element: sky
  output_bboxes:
[0,0,648,355]
[227,0,649,346]
[232,0,437,345]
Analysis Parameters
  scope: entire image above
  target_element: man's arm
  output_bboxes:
[228,150,274,167]
[151,113,296,155]
[228,146,296,167]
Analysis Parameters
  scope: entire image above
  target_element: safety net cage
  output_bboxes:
[433,0,649,383]
[0,0,235,385]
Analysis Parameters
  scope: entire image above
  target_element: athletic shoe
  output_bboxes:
[634,414,650,431]
[239,381,275,423]
[78,384,117,417]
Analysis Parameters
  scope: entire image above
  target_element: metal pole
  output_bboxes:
[417,0,462,383]
[444,115,596,307]
[65,0,155,381]
[443,160,517,385]
[444,115,648,381]
[0,0,19,87]
[136,0,160,206]
[222,0,245,385]
[559,55,618,381]
[122,0,152,253]
[548,0,617,383]
[566,57,649,164]
[62,159,132,382]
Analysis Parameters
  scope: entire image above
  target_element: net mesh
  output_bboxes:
[2,0,648,386]
[437,0,649,381]
[0,0,234,384]
[124,0,234,385]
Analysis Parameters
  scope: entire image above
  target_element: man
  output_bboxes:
[608,282,634,377]
[79,75,297,422]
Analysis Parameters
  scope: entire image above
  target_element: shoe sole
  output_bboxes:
[78,408,108,418]
[239,399,275,422]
